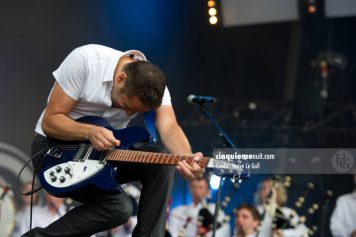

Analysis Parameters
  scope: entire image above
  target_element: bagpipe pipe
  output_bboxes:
[259,175,333,237]
[176,172,241,237]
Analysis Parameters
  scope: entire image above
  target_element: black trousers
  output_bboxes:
[22,133,175,237]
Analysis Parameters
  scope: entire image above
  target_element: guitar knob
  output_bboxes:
[51,176,57,182]
[64,167,71,174]
[49,171,55,176]
[55,166,62,173]
[59,176,66,183]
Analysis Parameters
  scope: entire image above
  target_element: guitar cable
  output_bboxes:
[16,148,45,230]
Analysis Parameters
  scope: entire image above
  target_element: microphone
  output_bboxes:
[187,95,217,105]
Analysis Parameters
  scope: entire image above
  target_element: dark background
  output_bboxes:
[0,0,355,236]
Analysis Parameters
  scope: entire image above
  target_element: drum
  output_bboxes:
[0,184,16,237]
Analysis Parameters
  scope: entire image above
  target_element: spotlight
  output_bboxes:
[209,16,218,25]
[208,8,217,16]
[308,5,317,14]
[207,0,219,25]
[209,174,221,190]
[305,0,318,15]
[207,0,216,7]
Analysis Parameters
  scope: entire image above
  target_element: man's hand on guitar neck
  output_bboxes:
[176,152,205,181]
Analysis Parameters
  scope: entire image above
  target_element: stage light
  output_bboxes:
[207,0,216,8]
[209,16,218,25]
[209,174,221,190]
[208,8,217,16]
[308,5,317,14]
[207,0,219,25]
[306,0,318,15]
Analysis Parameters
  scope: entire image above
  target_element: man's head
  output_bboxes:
[20,181,38,207]
[112,60,166,115]
[235,203,260,235]
[45,192,64,210]
[257,178,287,206]
[189,178,210,204]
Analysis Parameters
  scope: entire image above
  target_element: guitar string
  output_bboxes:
[55,144,207,167]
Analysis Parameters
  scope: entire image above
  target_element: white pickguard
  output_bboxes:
[43,160,105,188]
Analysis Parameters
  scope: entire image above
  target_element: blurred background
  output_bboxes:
[0,0,356,236]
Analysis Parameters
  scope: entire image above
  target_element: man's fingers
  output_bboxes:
[177,161,196,181]
[89,126,120,150]
[177,159,205,181]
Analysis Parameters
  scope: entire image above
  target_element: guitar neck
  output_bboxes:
[106,149,209,168]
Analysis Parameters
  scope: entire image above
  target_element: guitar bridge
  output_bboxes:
[98,150,109,165]
[74,144,92,162]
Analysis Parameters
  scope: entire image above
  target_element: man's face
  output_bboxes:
[235,208,259,234]
[112,90,151,116]
[259,180,272,204]
[21,183,38,206]
[46,193,64,209]
[190,179,209,204]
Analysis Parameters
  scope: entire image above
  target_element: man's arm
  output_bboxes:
[42,83,119,151]
[155,105,204,180]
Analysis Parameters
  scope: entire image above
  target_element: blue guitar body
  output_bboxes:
[38,116,152,198]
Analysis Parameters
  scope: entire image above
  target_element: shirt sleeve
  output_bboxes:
[52,47,86,101]
[161,87,172,106]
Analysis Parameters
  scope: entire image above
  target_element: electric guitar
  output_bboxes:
[39,116,244,198]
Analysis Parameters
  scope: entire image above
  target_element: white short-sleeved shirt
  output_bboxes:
[330,192,356,237]
[168,201,231,237]
[35,44,171,136]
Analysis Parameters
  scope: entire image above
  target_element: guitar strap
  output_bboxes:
[143,110,158,143]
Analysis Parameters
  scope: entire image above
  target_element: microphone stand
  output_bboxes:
[198,104,236,149]
[196,103,237,237]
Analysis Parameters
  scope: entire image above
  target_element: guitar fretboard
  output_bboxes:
[106,149,209,168]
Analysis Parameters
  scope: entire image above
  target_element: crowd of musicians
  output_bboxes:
[10,174,356,237]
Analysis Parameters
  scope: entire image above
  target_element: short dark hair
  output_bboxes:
[236,203,261,221]
[122,61,166,108]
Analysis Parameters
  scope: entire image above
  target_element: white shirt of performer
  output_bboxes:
[330,191,356,237]
[168,200,230,237]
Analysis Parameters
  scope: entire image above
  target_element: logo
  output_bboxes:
[332,150,354,173]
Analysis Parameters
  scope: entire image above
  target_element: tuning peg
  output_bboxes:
[312,203,319,210]
[231,175,242,183]
[307,182,315,189]
[232,182,240,189]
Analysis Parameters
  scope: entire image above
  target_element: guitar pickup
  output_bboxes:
[46,147,63,159]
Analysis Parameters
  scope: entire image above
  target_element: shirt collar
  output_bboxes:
[102,49,147,83]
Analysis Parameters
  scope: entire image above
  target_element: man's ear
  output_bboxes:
[114,72,127,85]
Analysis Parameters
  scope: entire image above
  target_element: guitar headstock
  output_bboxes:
[207,158,250,182]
